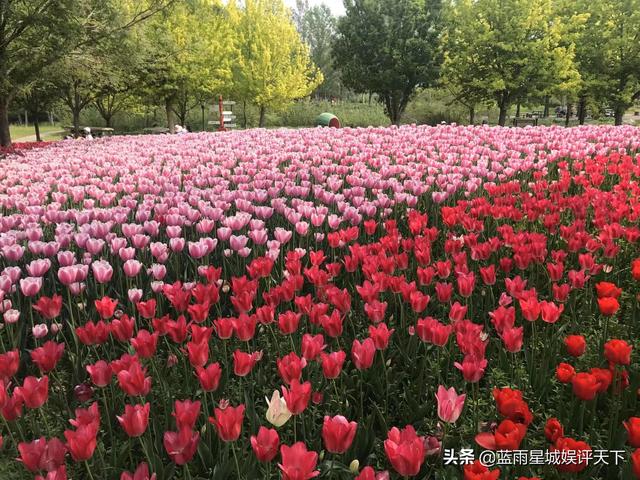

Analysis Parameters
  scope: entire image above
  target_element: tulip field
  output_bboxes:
[3,124,640,480]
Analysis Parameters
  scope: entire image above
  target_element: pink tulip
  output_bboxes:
[92,260,113,284]
[435,385,465,423]
[20,277,43,297]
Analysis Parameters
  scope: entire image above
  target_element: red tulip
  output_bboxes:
[301,334,325,361]
[463,460,500,480]
[598,297,619,316]
[187,339,209,367]
[233,350,262,376]
[117,403,150,437]
[564,335,586,357]
[209,404,244,442]
[15,376,49,409]
[281,380,311,415]
[136,299,157,319]
[0,349,19,380]
[604,339,632,365]
[64,424,98,461]
[76,320,110,345]
[351,338,375,370]
[632,448,640,478]
[384,425,425,477]
[625,417,640,447]
[173,399,201,430]
[86,360,112,387]
[571,372,599,401]
[320,310,343,338]
[117,361,152,396]
[544,418,563,443]
[278,442,319,480]
[277,352,306,385]
[195,363,222,392]
[475,419,527,450]
[416,317,452,346]
[551,437,591,473]
[595,281,622,299]
[31,341,64,373]
[368,323,394,350]
[17,437,67,472]
[94,296,118,319]
[539,301,563,323]
[163,428,199,465]
[32,295,63,320]
[320,351,346,379]
[35,465,67,480]
[632,259,640,281]
[278,310,302,335]
[500,326,523,353]
[556,362,575,383]
[251,426,279,462]
[322,415,357,454]
[454,355,487,383]
[131,329,159,359]
[120,462,156,480]
[110,314,135,342]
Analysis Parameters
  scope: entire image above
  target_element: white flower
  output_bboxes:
[265,390,292,427]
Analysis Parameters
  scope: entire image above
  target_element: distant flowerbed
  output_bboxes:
[0,141,52,155]
[1,125,640,479]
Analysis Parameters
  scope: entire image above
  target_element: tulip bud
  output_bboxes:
[74,383,94,402]
[349,460,360,473]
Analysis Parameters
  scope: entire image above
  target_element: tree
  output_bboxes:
[441,0,580,126]
[573,0,640,125]
[15,78,58,141]
[137,0,235,133]
[295,3,341,99]
[229,0,323,127]
[0,0,171,146]
[333,0,442,125]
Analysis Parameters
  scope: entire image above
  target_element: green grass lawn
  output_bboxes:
[9,123,63,141]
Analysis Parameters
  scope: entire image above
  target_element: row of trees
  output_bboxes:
[334,0,640,126]
[1,0,323,146]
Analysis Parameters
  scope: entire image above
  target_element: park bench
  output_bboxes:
[142,127,170,134]
[513,118,538,127]
[63,126,114,137]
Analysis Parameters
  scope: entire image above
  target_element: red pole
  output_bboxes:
[218,95,226,132]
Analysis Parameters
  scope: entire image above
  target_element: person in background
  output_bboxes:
[82,127,94,140]
[175,125,186,135]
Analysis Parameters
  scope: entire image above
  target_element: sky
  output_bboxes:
[284,0,346,16]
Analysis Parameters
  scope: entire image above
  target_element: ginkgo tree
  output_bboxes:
[137,0,236,132]
[229,0,323,127]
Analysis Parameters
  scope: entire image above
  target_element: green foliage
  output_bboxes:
[229,0,323,126]
[294,2,343,99]
[441,0,580,125]
[265,99,388,128]
[334,0,443,125]
[573,0,640,124]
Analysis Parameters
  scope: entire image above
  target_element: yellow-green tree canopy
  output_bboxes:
[441,0,580,126]
[229,0,323,126]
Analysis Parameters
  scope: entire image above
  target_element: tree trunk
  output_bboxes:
[104,115,113,128]
[515,103,521,118]
[564,103,572,127]
[166,97,175,133]
[577,96,587,125]
[24,110,28,126]
[469,106,475,125]
[0,96,11,147]
[73,109,81,138]
[242,100,247,129]
[614,105,625,126]
[543,96,550,118]
[259,106,266,128]
[34,118,41,142]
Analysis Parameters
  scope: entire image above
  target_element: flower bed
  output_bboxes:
[1,126,640,479]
